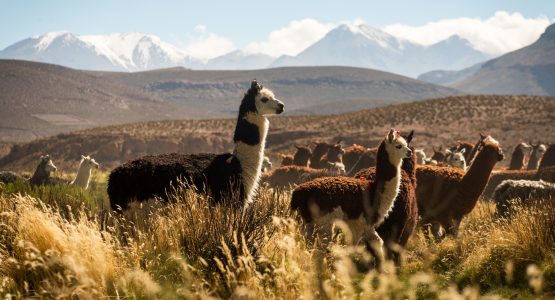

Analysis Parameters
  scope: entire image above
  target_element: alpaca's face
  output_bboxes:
[385,129,412,163]
[448,151,466,169]
[414,149,426,164]
[255,88,284,116]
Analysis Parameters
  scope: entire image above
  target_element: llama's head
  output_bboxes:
[516,142,533,154]
[241,79,284,117]
[478,136,504,162]
[446,148,467,170]
[279,154,294,166]
[414,149,427,165]
[81,155,99,170]
[312,141,331,158]
[384,129,412,164]
[326,141,345,162]
[39,155,57,173]
[293,145,312,165]
[431,146,446,162]
[531,143,547,156]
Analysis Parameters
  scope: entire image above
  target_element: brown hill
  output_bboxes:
[94,66,459,115]
[0,60,203,143]
[454,23,555,95]
[1,95,553,172]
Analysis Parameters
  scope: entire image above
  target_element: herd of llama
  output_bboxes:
[1,80,554,269]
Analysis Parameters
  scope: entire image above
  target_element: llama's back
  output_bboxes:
[415,165,464,221]
[343,145,368,171]
[483,169,537,199]
[108,152,239,210]
[291,176,367,223]
[494,179,555,217]
[347,149,377,176]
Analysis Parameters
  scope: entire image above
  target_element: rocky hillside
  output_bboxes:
[1,95,553,172]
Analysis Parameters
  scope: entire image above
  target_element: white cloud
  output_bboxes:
[245,18,336,57]
[382,11,551,55]
[184,25,236,60]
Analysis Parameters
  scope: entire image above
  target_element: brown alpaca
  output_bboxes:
[291,129,412,266]
[261,165,336,189]
[431,146,447,162]
[538,144,555,170]
[310,141,331,169]
[354,131,417,264]
[417,136,504,239]
[292,145,312,167]
[508,142,532,170]
[319,142,344,165]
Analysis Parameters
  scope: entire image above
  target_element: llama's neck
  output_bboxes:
[509,147,525,169]
[233,112,269,205]
[365,143,402,226]
[527,152,541,170]
[30,164,49,184]
[71,163,92,189]
[460,148,498,206]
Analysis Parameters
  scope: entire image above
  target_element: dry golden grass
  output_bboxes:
[0,174,554,299]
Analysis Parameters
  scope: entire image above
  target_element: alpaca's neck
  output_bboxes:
[71,163,92,189]
[233,112,268,204]
[460,149,497,204]
[31,164,49,184]
[527,153,540,169]
[367,145,402,226]
[509,148,525,169]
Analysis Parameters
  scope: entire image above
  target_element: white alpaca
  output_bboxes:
[70,155,99,189]
[446,148,467,171]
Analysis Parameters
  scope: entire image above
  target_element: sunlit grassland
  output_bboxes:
[0,171,553,299]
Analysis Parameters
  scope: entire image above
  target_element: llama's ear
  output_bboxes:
[81,155,85,159]
[250,79,262,92]
[445,149,452,154]
[479,133,486,140]
[406,130,414,144]
[460,148,466,154]
[387,129,395,143]
[336,140,342,145]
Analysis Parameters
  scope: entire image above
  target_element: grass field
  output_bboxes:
[0,172,553,299]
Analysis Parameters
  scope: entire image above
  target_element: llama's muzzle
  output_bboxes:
[276,101,285,114]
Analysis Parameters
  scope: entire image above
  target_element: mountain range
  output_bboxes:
[0,24,492,77]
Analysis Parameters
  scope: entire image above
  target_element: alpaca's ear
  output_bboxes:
[250,79,262,92]
[479,133,486,140]
[405,130,414,144]
[460,148,466,154]
[81,155,85,159]
[387,129,395,143]
[336,140,342,145]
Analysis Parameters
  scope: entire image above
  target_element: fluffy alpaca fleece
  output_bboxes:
[493,179,555,218]
[483,169,538,199]
[70,155,99,189]
[108,80,284,210]
[416,136,504,239]
[509,142,532,170]
[290,129,411,265]
[262,165,342,190]
[0,171,25,184]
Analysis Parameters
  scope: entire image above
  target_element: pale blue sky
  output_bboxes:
[1,0,554,55]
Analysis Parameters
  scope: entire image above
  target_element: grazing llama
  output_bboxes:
[290,129,412,267]
[70,155,99,189]
[108,80,284,210]
[493,179,555,218]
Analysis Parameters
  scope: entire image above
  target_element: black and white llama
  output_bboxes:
[107,80,284,210]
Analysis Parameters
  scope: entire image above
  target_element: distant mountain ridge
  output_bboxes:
[271,24,492,77]
[0,24,494,76]
[453,23,555,95]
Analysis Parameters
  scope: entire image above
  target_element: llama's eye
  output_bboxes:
[396,145,402,149]
[261,97,269,103]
